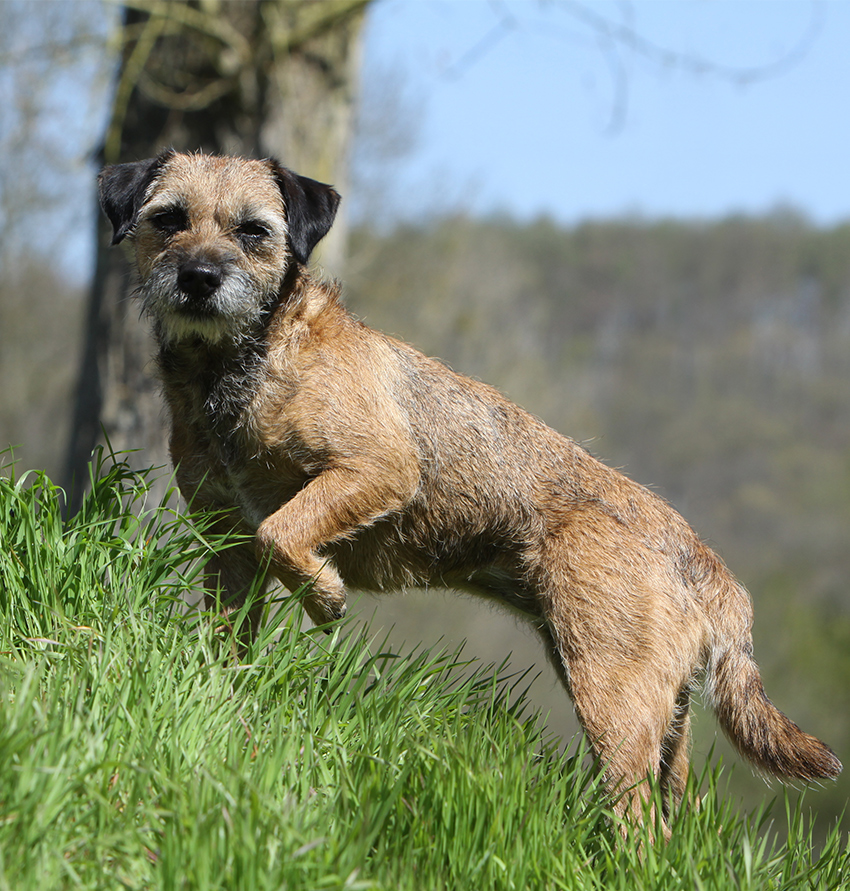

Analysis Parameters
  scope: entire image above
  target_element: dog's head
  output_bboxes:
[98,150,340,344]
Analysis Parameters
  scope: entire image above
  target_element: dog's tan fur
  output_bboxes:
[99,150,841,831]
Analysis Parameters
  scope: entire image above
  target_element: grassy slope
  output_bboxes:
[0,454,847,890]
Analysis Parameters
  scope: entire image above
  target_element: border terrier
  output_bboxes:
[98,150,841,829]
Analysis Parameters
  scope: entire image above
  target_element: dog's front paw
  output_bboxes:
[302,591,347,629]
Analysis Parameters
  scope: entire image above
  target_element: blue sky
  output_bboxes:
[16,0,850,283]
[356,0,850,225]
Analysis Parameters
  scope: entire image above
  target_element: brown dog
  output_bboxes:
[99,150,841,829]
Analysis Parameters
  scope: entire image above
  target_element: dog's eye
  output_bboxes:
[236,221,271,248]
[150,207,189,235]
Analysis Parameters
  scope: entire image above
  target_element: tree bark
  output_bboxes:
[64,0,369,508]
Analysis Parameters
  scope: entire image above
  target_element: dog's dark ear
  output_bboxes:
[270,161,341,265]
[98,150,173,244]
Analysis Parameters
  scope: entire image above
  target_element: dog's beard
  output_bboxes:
[140,265,273,345]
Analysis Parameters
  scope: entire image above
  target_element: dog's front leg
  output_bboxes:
[255,462,418,626]
[198,513,272,652]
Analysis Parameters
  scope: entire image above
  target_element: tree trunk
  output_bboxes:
[64,0,369,508]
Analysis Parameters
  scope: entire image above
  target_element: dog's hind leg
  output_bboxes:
[659,688,693,820]
[532,508,709,834]
[547,626,674,833]
[537,571,699,834]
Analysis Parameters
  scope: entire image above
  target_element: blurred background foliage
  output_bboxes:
[1,0,848,833]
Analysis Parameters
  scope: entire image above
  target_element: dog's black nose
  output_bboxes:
[177,261,222,299]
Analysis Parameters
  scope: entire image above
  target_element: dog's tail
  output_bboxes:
[698,550,842,782]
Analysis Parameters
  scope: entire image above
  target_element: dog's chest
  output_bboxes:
[163,343,308,524]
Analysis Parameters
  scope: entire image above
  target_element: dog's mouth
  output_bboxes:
[171,294,220,319]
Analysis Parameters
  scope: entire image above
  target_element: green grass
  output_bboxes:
[0,450,847,889]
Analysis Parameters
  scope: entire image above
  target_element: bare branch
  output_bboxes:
[438,0,825,135]
[557,0,825,86]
